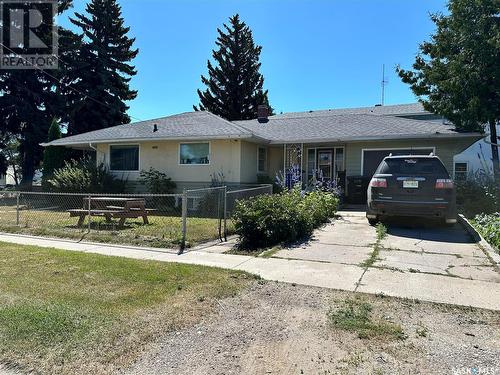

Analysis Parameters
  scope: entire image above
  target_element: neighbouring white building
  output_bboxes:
[453,124,499,180]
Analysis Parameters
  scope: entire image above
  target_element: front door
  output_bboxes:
[317,150,333,179]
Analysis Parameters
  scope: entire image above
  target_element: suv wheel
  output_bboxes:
[368,217,379,226]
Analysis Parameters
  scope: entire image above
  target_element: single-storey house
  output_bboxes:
[42,103,482,196]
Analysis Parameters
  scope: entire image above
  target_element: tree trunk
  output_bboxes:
[490,119,499,180]
[20,148,35,190]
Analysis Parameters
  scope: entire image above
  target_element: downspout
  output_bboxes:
[89,143,102,166]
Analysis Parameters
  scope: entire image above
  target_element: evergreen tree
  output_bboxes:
[42,118,65,190]
[0,1,76,188]
[194,14,272,121]
[68,0,138,136]
[397,0,499,178]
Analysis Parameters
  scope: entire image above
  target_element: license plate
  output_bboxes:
[403,180,419,189]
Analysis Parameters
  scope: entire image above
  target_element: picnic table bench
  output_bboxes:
[68,197,153,227]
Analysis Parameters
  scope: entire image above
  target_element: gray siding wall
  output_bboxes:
[345,138,477,176]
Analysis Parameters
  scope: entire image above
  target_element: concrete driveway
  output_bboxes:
[273,209,500,297]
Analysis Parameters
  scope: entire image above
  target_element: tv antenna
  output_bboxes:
[381,64,389,106]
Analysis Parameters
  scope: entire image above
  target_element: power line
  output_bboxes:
[0,42,145,123]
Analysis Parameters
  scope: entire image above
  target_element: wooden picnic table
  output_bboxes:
[68,197,152,227]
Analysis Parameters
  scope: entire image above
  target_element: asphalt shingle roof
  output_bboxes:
[270,103,426,119]
[234,113,459,143]
[43,111,253,146]
[44,103,478,147]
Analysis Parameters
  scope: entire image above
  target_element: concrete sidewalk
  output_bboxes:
[1,232,500,311]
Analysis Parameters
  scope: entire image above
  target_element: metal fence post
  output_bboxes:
[223,186,227,241]
[16,192,20,225]
[180,189,187,252]
[217,187,222,241]
[87,194,91,232]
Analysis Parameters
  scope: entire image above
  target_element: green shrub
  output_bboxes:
[138,168,176,194]
[456,175,499,217]
[48,158,127,194]
[303,190,339,227]
[233,187,338,249]
[472,212,500,251]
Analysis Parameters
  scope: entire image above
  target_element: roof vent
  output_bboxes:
[257,105,269,123]
[374,104,382,107]
[153,123,158,132]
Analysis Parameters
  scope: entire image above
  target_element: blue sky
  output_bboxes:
[61,0,447,121]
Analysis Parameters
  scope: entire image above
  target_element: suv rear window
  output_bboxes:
[376,158,448,175]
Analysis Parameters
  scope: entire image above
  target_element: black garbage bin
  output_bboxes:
[346,175,370,204]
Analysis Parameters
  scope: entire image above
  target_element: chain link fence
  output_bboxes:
[0,184,272,251]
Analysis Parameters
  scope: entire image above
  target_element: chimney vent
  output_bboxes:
[257,105,269,123]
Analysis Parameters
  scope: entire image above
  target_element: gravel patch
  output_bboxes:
[123,281,500,374]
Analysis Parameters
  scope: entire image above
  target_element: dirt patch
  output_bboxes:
[124,282,500,375]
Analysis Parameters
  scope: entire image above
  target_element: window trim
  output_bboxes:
[453,161,469,180]
[360,147,436,176]
[178,141,211,166]
[257,146,268,173]
[108,144,140,172]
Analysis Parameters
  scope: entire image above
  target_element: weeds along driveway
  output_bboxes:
[271,210,500,308]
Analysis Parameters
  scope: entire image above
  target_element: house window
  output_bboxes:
[110,145,139,171]
[180,143,209,165]
[454,162,468,180]
[258,147,267,172]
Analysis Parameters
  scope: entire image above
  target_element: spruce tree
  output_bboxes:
[42,118,65,190]
[0,1,76,188]
[194,14,272,121]
[68,0,138,135]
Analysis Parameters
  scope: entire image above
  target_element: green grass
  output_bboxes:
[360,223,387,268]
[0,242,253,374]
[0,206,235,248]
[327,298,405,340]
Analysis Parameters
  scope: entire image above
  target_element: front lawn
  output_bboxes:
[0,206,234,248]
[0,242,253,374]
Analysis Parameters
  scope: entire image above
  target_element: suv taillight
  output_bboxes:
[370,178,387,188]
[435,179,454,189]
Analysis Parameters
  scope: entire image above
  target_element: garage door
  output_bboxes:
[362,148,434,177]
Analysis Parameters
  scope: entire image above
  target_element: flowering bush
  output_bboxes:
[472,212,500,251]
[233,187,338,249]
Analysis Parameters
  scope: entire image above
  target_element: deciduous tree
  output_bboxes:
[397,0,500,178]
